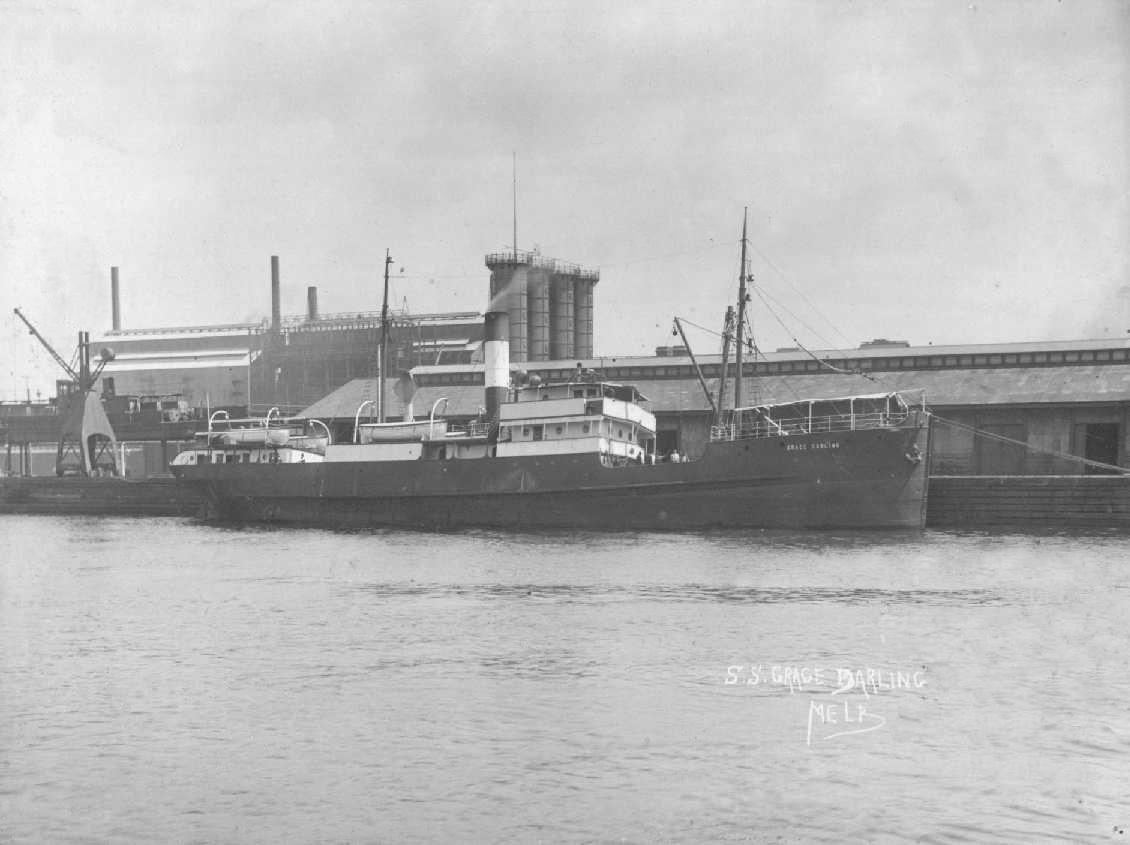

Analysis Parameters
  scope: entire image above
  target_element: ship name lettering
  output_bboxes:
[785,441,841,452]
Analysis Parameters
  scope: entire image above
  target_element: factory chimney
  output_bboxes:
[270,255,281,332]
[483,311,510,422]
[306,286,318,322]
[110,266,121,331]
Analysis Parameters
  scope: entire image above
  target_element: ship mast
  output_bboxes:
[733,208,749,409]
[714,305,734,425]
[378,248,393,423]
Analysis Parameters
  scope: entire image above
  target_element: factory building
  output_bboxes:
[485,250,598,362]
[88,249,598,413]
[90,258,484,414]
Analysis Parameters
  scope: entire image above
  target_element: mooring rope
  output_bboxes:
[927,413,1129,475]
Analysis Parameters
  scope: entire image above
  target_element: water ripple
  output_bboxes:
[2,514,1126,844]
[355,581,1005,606]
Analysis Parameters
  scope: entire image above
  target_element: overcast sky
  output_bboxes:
[2,0,1127,399]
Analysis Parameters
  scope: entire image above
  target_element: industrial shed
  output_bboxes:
[302,337,1130,476]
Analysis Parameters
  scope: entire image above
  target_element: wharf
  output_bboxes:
[926,475,1130,529]
[0,476,201,517]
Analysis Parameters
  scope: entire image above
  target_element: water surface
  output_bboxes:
[2,516,1127,842]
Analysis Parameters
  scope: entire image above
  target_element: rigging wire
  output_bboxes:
[751,287,881,383]
[745,238,859,351]
[928,414,1130,475]
[754,284,850,358]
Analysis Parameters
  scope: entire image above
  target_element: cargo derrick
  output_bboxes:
[12,308,119,477]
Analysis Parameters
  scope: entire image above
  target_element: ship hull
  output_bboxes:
[171,423,929,531]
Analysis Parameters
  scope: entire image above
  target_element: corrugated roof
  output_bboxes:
[100,351,257,373]
[632,366,1130,411]
[411,336,1130,374]
[110,349,251,361]
[94,325,261,343]
[300,365,1130,420]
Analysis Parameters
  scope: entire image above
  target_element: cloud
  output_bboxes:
[1,0,1126,395]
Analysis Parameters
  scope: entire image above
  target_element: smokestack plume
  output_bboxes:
[483,311,510,422]
[110,266,121,331]
[271,256,281,332]
[307,286,318,322]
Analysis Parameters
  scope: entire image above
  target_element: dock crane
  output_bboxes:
[12,308,119,477]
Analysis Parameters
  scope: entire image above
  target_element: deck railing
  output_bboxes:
[710,409,909,442]
[448,420,491,438]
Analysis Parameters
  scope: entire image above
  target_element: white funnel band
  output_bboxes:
[485,340,510,389]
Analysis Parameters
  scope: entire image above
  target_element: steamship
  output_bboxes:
[169,309,930,530]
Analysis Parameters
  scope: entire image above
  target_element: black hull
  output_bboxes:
[172,424,929,531]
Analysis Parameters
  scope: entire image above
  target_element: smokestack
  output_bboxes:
[306,286,318,321]
[271,255,281,332]
[110,266,121,331]
[483,311,510,422]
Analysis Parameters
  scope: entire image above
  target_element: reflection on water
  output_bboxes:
[1,515,1127,843]
[357,582,1007,606]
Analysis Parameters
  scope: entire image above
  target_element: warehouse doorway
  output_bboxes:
[1075,422,1120,474]
[656,430,679,460]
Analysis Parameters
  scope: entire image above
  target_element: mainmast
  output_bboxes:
[714,305,735,425]
[512,151,518,261]
[734,208,749,409]
[378,248,394,423]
